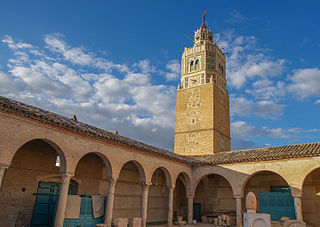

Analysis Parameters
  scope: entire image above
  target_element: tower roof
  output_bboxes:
[200,11,208,30]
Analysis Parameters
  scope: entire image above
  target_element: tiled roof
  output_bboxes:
[191,142,320,165]
[0,96,197,164]
[0,96,319,166]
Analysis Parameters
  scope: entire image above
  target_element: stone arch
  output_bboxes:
[150,166,172,187]
[117,160,146,183]
[300,164,320,191]
[192,172,235,197]
[241,170,298,221]
[192,171,236,221]
[0,138,68,226]
[300,166,320,226]
[174,171,192,195]
[241,170,291,197]
[7,138,67,173]
[72,151,113,179]
[0,127,70,173]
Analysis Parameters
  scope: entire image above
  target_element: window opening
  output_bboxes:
[195,60,200,70]
[190,61,194,71]
[55,156,60,167]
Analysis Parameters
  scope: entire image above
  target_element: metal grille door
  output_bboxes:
[259,192,296,221]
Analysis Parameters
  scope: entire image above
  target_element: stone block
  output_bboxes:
[283,220,306,227]
[112,218,128,227]
[243,213,271,227]
[128,217,141,227]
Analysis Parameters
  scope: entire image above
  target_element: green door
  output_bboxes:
[31,182,62,227]
[259,191,296,221]
[193,203,201,222]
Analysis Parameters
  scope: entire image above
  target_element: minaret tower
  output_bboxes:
[174,12,230,155]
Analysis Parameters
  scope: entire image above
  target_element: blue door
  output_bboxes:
[259,191,296,221]
[31,182,61,226]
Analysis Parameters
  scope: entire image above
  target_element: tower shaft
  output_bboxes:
[174,16,230,155]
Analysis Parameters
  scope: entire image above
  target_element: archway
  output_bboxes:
[173,173,189,222]
[113,161,146,219]
[63,152,113,226]
[0,139,66,226]
[74,152,112,195]
[301,167,320,226]
[194,174,235,222]
[147,168,170,224]
[243,171,294,221]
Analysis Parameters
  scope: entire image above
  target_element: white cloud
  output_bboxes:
[44,34,129,72]
[230,95,284,119]
[215,32,286,89]
[287,68,320,99]
[315,99,320,104]
[2,35,33,50]
[0,34,178,150]
[165,60,180,81]
[231,121,300,138]
[133,59,155,74]
[245,79,286,101]
[226,10,248,23]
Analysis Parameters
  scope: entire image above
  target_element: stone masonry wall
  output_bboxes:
[302,168,320,226]
[194,175,235,215]
[0,140,60,226]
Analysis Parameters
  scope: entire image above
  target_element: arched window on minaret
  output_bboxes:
[190,61,195,71]
[195,59,200,70]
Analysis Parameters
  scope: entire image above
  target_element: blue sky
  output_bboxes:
[0,0,319,151]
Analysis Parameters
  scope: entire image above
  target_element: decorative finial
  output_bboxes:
[202,9,207,23]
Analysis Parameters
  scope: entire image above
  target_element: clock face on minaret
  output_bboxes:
[174,13,230,156]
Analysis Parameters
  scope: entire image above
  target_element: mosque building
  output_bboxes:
[0,14,319,227]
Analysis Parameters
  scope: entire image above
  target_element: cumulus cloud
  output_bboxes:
[245,79,286,101]
[216,32,286,89]
[133,59,156,74]
[165,60,180,81]
[44,34,129,72]
[0,35,178,150]
[287,68,320,99]
[2,35,33,50]
[231,121,300,138]
[230,95,284,119]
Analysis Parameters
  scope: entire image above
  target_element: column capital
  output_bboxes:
[142,182,152,187]
[233,194,243,199]
[293,194,302,199]
[61,172,74,181]
[186,194,194,199]
[108,177,117,186]
[168,185,175,191]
